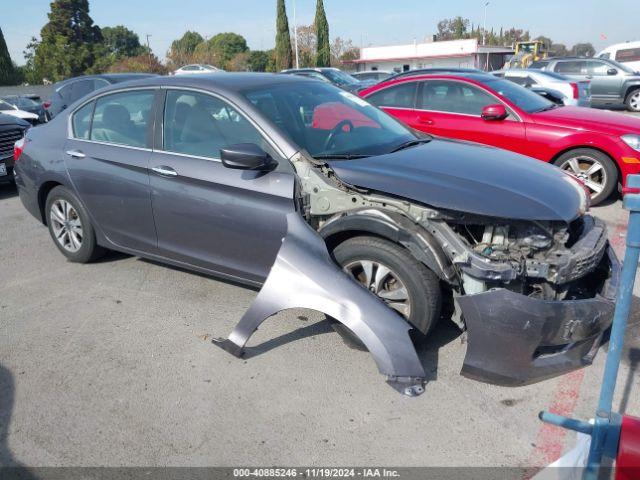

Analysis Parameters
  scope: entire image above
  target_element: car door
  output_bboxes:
[64,88,158,252]
[411,79,527,154]
[148,89,296,285]
[364,81,418,127]
[584,60,624,101]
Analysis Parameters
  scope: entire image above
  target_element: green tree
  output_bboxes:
[571,42,595,57]
[194,32,248,70]
[436,16,469,41]
[248,50,271,71]
[108,53,167,74]
[34,0,103,82]
[0,26,17,85]
[275,0,293,71]
[167,31,204,69]
[102,26,145,59]
[314,0,330,67]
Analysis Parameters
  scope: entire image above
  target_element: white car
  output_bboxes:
[597,41,640,73]
[172,64,224,75]
[491,69,591,107]
[0,99,39,124]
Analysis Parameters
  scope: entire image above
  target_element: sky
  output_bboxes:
[2,0,638,64]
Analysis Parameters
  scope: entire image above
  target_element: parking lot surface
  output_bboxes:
[1,140,640,468]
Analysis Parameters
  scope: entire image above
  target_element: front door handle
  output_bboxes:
[152,166,178,177]
[65,150,85,159]
[416,115,434,125]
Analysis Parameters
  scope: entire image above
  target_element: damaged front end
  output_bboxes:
[435,213,620,386]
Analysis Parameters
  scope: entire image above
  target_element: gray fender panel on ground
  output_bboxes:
[213,212,427,396]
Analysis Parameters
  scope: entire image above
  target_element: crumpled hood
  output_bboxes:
[327,139,584,223]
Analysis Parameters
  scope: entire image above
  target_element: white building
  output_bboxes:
[349,38,514,73]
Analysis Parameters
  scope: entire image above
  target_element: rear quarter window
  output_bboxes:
[72,101,95,139]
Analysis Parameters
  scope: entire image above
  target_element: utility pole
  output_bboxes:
[146,34,152,66]
[482,2,490,46]
[292,0,299,68]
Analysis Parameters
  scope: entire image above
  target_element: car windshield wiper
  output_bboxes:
[313,153,371,160]
[390,137,432,153]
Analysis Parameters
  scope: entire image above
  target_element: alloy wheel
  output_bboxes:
[559,155,607,197]
[629,91,640,111]
[343,260,411,318]
[50,199,83,253]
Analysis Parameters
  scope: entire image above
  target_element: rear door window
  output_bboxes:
[554,61,586,74]
[90,90,155,148]
[366,82,417,108]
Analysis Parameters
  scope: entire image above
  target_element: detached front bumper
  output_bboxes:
[457,246,620,386]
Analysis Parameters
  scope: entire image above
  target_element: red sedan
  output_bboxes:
[359,73,640,204]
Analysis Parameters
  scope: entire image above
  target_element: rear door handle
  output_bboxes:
[65,150,85,159]
[416,115,434,125]
[152,166,178,177]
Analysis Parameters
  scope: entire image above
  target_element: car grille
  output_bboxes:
[0,128,24,160]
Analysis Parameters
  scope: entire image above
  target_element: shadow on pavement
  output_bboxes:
[0,183,17,200]
[0,364,38,478]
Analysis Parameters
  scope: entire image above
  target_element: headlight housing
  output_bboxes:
[622,134,640,151]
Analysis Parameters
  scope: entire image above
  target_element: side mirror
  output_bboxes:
[607,68,618,76]
[481,104,508,121]
[220,143,276,171]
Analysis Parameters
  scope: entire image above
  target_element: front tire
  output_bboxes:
[45,186,105,263]
[625,89,640,112]
[331,236,441,347]
[553,148,617,205]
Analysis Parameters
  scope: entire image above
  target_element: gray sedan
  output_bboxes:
[13,73,618,394]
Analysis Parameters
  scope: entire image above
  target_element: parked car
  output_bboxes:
[172,64,224,75]
[529,57,640,112]
[352,70,392,83]
[490,69,591,107]
[280,67,370,93]
[14,73,618,393]
[45,73,158,118]
[1,95,49,123]
[0,113,29,183]
[0,99,40,125]
[385,67,483,83]
[361,72,640,204]
[597,41,640,73]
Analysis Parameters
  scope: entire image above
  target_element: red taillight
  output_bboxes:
[43,101,51,109]
[14,137,25,162]
[570,83,579,99]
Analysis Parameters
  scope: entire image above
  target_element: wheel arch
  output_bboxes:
[551,145,621,186]
[624,84,640,102]
[37,180,64,225]
[319,208,455,282]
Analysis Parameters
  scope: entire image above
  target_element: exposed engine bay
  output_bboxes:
[291,152,610,307]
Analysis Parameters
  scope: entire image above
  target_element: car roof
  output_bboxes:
[54,73,158,88]
[93,72,319,96]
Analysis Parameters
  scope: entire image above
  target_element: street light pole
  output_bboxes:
[293,0,299,69]
[482,2,490,46]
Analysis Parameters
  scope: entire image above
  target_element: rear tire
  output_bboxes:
[45,186,105,263]
[331,236,441,348]
[625,88,640,112]
[553,148,617,205]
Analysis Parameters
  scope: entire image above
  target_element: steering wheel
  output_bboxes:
[322,119,355,151]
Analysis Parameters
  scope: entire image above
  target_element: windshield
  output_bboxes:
[0,99,16,111]
[243,82,416,158]
[2,97,38,109]
[322,69,360,87]
[606,59,635,74]
[483,78,554,113]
